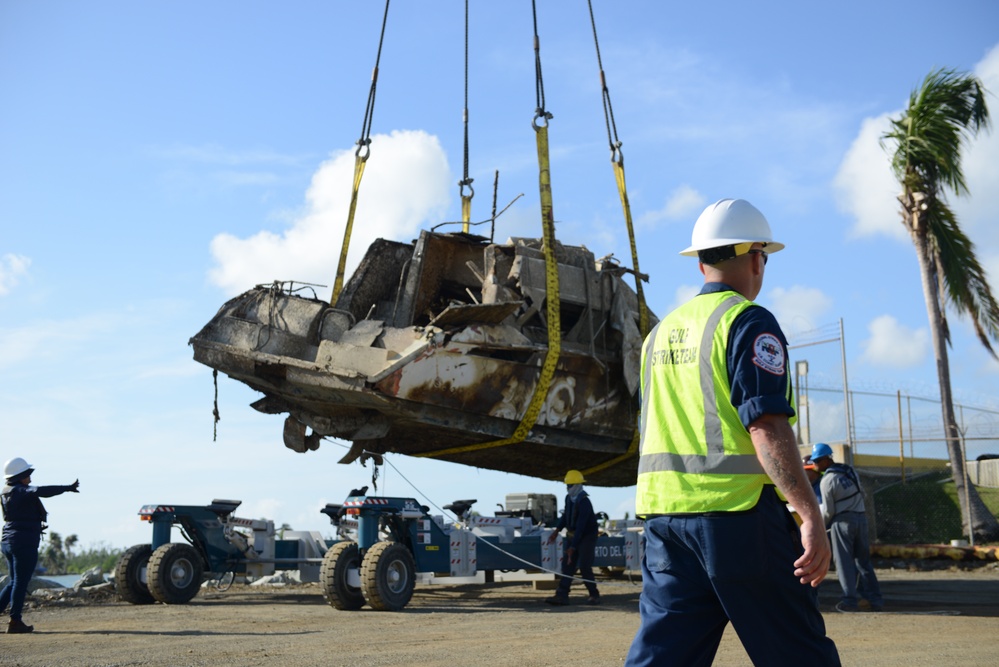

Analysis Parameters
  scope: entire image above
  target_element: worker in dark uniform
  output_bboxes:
[544,469,600,606]
[1,457,80,634]
[803,455,823,502]
[625,199,840,666]
[811,442,883,612]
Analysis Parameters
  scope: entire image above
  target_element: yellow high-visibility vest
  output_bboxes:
[636,291,794,514]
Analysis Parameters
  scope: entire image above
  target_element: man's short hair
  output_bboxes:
[697,244,738,265]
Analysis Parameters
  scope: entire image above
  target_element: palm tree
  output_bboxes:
[881,68,999,540]
[43,531,66,573]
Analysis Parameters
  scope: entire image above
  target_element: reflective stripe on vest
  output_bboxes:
[636,291,781,514]
[638,295,762,477]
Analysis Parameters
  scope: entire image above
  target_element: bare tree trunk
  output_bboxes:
[912,216,999,540]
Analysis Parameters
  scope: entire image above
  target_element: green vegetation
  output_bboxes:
[945,482,999,525]
[42,532,124,574]
[57,542,124,574]
[874,472,999,544]
[0,533,123,577]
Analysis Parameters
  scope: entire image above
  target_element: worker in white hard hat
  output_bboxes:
[1,457,80,634]
[625,199,840,665]
[543,469,600,606]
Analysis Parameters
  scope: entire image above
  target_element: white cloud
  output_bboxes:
[208,130,451,295]
[956,43,999,290]
[661,282,831,325]
[241,497,285,524]
[832,114,902,240]
[797,397,848,446]
[0,254,31,296]
[835,42,999,254]
[860,314,929,368]
[152,143,308,167]
[664,283,701,314]
[0,314,111,370]
[638,184,706,229]
[768,285,833,336]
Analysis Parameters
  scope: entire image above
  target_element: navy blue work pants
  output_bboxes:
[556,531,599,598]
[1,538,40,622]
[625,487,840,666]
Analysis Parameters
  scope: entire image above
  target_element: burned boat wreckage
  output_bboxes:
[190,230,655,486]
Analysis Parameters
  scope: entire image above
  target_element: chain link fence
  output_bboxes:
[792,375,999,545]
[858,460,999,545]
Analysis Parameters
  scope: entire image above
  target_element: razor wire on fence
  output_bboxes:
[799,384,999,462]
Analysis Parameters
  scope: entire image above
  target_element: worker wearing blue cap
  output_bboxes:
[811,443,883,613]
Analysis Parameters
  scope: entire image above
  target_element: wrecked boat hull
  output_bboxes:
[190,231,653,486]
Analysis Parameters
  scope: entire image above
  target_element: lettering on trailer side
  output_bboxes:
[594,545,623,558]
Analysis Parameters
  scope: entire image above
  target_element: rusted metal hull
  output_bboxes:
[190,231,653,486]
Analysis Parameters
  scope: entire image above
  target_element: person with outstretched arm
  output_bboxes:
[1,457,81,634]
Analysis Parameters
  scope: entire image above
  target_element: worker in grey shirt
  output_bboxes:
[811,443,883,612]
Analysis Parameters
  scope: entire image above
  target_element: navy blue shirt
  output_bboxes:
[1,483,75,546]
[555,490,598,548]
[812,477,823,503]
[699,283,795,428]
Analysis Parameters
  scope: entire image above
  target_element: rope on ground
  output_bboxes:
[375,450,642,589]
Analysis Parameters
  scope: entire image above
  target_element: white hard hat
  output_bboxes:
[680,198,785,257]
[4,457,33,479]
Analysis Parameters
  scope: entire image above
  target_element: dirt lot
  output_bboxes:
[3,566,999,667]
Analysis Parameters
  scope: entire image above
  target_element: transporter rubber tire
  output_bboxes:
[320,541,365,611]
[147,542,204,604]
[114,544,155,605]
[360,541,416,612]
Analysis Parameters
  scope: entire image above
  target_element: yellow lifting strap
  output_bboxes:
[461,191,472,234]
[586,0,649,337]
[572,157,645,479]
[582,428,640,479]
[330,0,391,305]
[581,0,646,478]
[415,121,562,460]
[331,152,368,305]
[613,157,650,337]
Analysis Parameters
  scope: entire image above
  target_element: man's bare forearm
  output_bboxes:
[748,413,822,522]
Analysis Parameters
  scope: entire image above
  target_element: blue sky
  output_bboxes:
[3,1,999,551]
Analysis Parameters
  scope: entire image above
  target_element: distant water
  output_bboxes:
[36,573,108,588]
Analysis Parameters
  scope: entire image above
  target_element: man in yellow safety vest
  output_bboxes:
[624,199,840,666]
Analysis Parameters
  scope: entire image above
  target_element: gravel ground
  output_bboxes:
[2,566,998,666]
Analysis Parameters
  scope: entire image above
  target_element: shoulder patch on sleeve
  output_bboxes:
[751,333,785,375]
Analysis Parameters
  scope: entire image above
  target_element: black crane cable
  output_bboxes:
[586,0,650,311]
[579,0,652,482]
[587,0,622,162]
[331,0,391,305]
[531,0,551,127]
[459,0,473,201]
[356,0,392,159]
